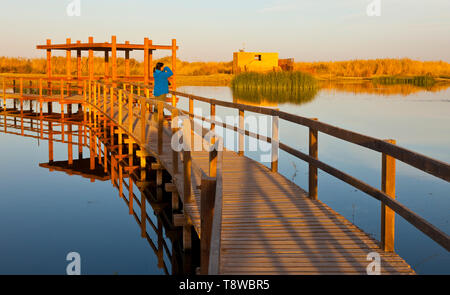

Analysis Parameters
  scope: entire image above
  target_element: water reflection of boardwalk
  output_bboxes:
[0,111,189,275]
[2,73,449,274]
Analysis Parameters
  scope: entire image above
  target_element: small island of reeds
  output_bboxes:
[231,71,319,105]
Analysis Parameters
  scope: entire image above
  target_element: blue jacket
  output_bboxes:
[153,67,173,96]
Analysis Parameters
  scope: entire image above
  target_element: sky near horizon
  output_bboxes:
[0,0,449,62]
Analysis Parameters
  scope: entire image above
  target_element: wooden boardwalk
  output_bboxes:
[3,38,449,275]
[91,93,415,275]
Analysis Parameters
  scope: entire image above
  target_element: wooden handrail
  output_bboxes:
[170,90,450,182]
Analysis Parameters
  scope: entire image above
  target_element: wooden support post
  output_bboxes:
[157,101,163,154]
[172,108,179,174]
[77,41,81,81]
[110,87,115,147]
[381,139,396,252]
[118,90,123,155]
[309,118,318,200]
[46,39,52,80]
[66,38,71,80]
[2,79,5,112]
[149,40,153,81]
[200,177,216,275]
[144,38,149,85]
[20,78,23,115]
[189,97,194,148]
[125,41,130,78]
[210,104,216,135]
[111,36,117,81]
[183,123,192,203]
[140,97,146,143]
[60,79,64,100]
[137,151,148,183]
[271,115,279,172]
[104,51,109,79]
[39,78,43,118]
[171,39,177,89]
[88,36,94,81]
[128,85,133,134]
[238,109,244,156]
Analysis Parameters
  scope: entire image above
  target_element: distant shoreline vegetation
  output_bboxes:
[231,71,319,104]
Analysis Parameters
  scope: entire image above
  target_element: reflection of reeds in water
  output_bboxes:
[231,72,319,105]
[372,75,436,88]
[320,81,450,96]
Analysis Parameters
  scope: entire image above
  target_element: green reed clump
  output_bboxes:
[232,71,318,91]
[372,75,436,88]
[231,71,318,104]
[232,86,318,105]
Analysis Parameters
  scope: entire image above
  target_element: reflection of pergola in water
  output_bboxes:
[37,36,178,87]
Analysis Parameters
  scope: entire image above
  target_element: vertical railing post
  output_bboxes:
[19,78,23,115]
[210,103,216,144]
[309,118,318,200]
[172,108,179,174]
[182,119,192,202]
[157,101,164,154]
[20,78,23,97]
[60,79,65,120]
[238,109,244,156]
[271,115,279,172]
[200,176,217,275]
[2,78,5,112]
[140,96,146,143]
[209,142,218,178]
[381,139,396,252]
[128,85,133,134]
[110,86,114,147]
[60,79,64,100]
[118,89,123,155]
[189,96,194,148]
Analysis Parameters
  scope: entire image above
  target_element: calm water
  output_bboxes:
[0,83,449,274]
[0,119,179,274]
[177,83,450,274]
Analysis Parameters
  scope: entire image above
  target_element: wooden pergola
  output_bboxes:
[37,36,178,87]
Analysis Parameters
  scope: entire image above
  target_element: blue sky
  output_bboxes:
[0,0,449,62]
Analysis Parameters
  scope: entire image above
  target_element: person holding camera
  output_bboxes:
[153,62,173,100]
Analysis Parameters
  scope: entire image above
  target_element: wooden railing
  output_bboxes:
[166,90,449,253]
[83,81,225,274]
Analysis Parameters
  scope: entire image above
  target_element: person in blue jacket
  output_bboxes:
[153,62,173,100]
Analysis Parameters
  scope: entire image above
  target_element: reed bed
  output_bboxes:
[230,71,319,105]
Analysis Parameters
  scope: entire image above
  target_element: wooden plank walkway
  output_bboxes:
[91,94,415,275]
